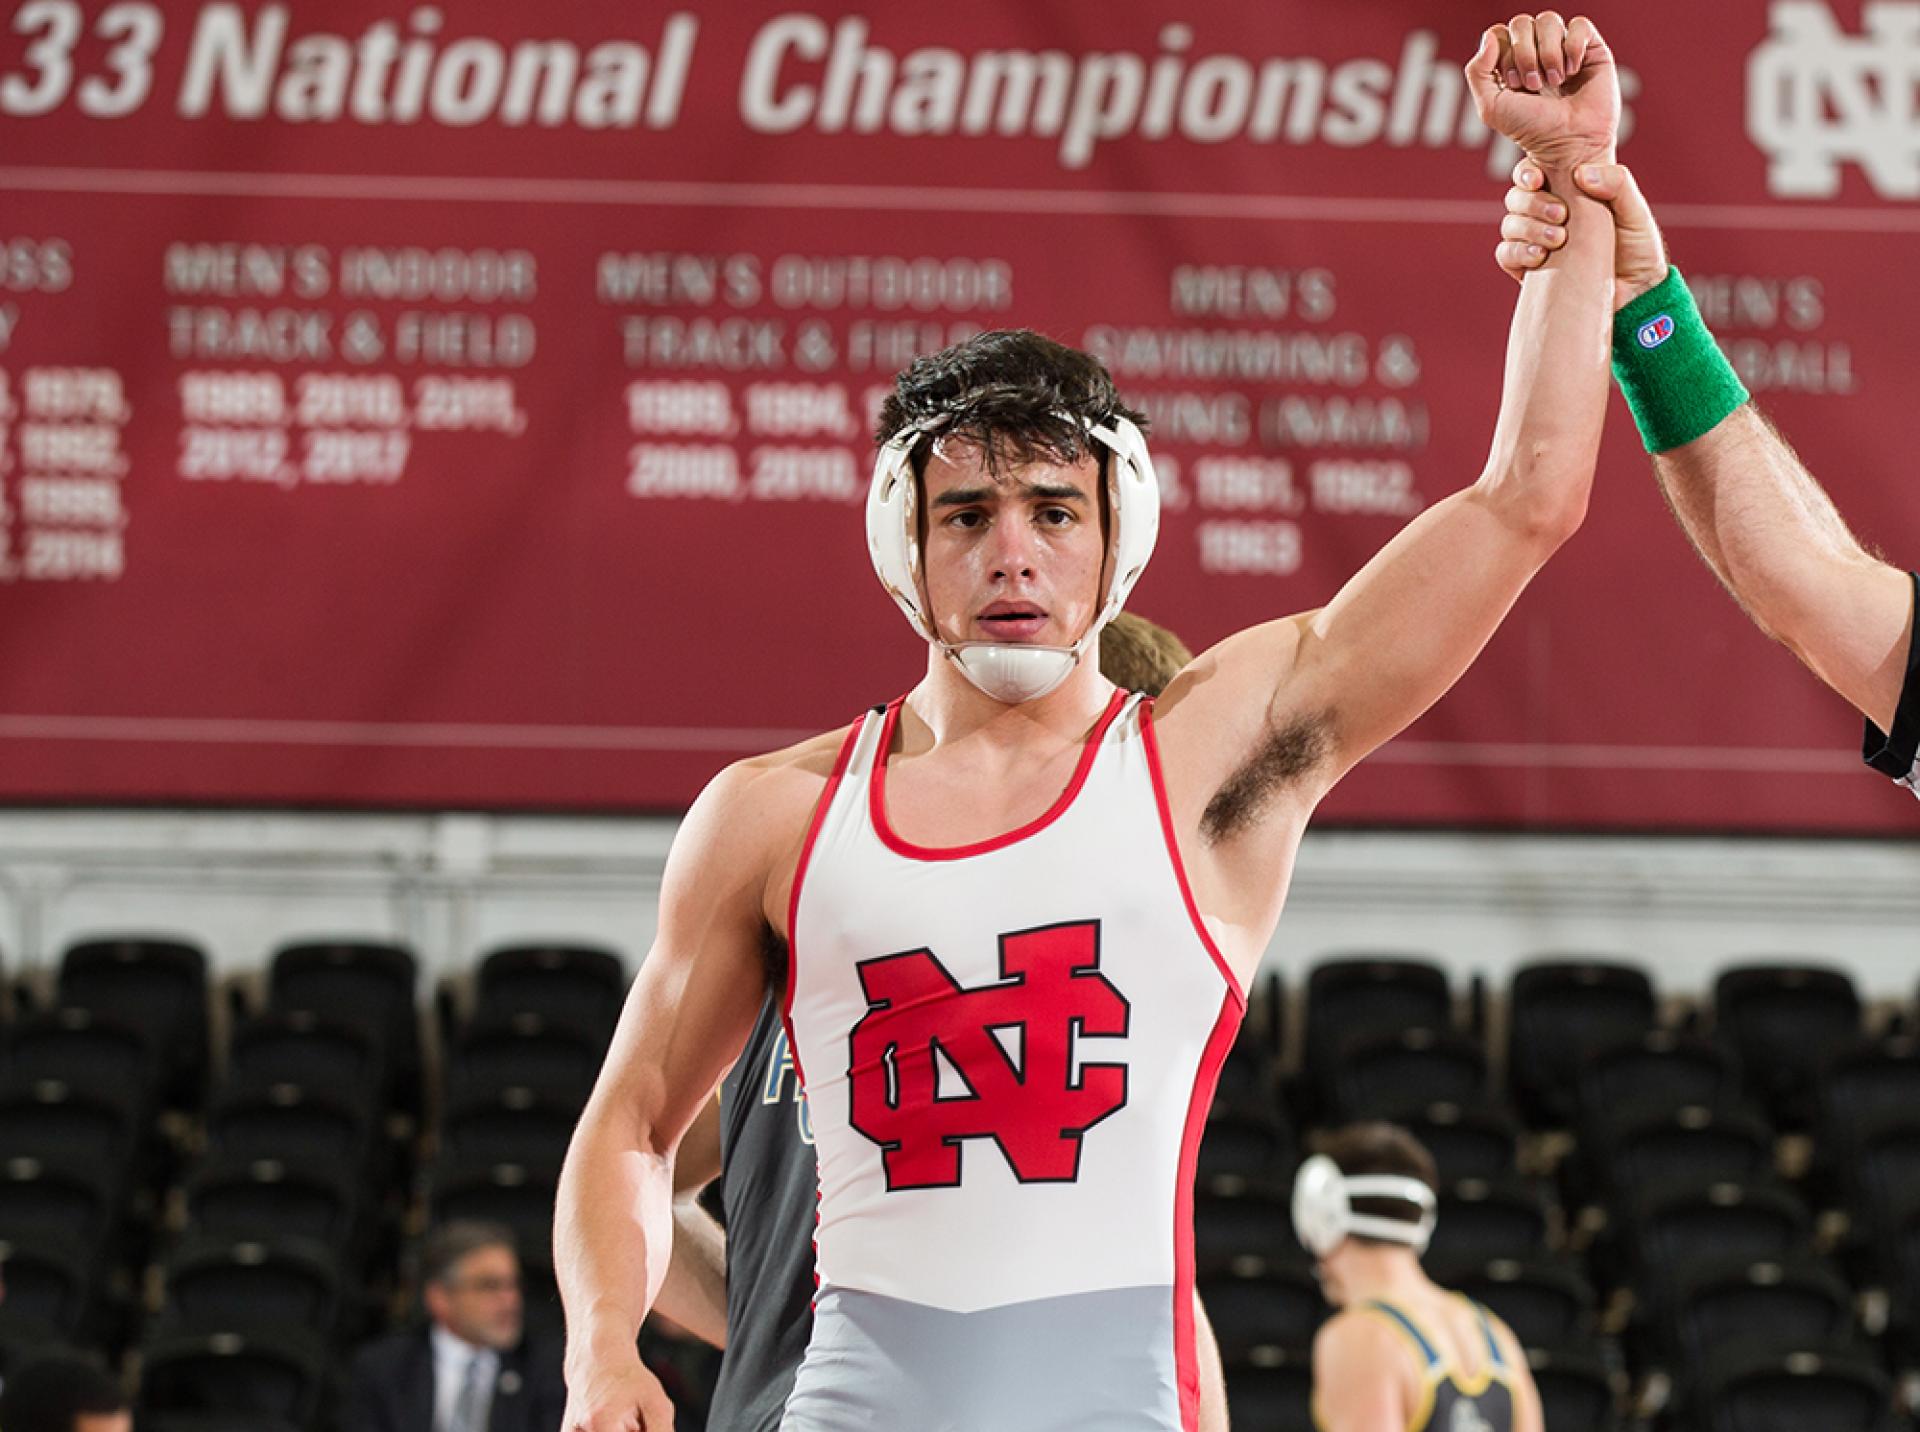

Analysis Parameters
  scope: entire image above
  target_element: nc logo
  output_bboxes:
[1747,1,1920,198]
[1636,315,1676,349]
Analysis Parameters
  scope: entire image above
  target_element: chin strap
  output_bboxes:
[942,639,1084,704]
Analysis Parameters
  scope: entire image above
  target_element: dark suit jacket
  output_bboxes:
[342,1325,566,1432]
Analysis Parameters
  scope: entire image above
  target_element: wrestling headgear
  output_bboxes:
[866,411,1161,704]
[1291,1154,1438,1259]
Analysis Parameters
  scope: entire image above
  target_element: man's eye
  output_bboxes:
[1039,507,1075,525]
[948,510,984,529]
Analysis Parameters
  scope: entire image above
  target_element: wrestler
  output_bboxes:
[556,14,1617,1429]
[1297,1124,1543,1432]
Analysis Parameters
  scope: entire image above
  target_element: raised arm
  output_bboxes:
[1277,17,1619,784]
[554,764,781,1432]
[1498,160,1915,737]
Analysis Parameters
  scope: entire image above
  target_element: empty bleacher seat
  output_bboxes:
[157,1233,347,1346]
[1393,1102,1520,1185]
[1194,1184,1305,1277]
[138,1326,328,1432]
[1223,1347,1316,1432]
[1449,1258,1597,1354]
[1302,956,1451,1115]
[473,942,627,1034]
[268,939,421,1115]
[58,936,208,1109]
[1576,1029,1744,1125]
[225,1011,386,1109]
[1694,1342,1894,1432]
[1196,1263,1326,1359]
[1330,1027,1489,1120]
[1507,958,1657,1128]
[1195,1110,1296,1192]
[1526,1346,1621,1432]
[1715,963,1863,1130]
[1424,1177,1552,1275]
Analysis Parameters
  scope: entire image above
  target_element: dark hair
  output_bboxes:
[0,1354,127,1430]
[873,329,1147,475]
[1099,612,1193,697]
[1316,1122,1438,1246]
[421,1219,519,1287]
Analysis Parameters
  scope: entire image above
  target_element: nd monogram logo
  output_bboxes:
[847,920,1129,1190]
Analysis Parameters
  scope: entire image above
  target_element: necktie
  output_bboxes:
[450,1352,488,1432]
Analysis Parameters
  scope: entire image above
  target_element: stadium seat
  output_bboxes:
[1617,1183,1811,1299]
[157,1233,346,1346]
[1695,1343,1894,1432]
[444,1010,609,1106]
[268,939,421,1115]
[138,1326,328,1431]
[1329,1026,1489,1120]
[1196,1263,1326,1358]
[1843,1114,1920,1243]
[1587,1102,1777,1209]
[1576,1029,1744,1125]
[473,942,627,1035]
[1194,1184,1306,1276]
[3,1007,157,1105]
[225,1011,386,1109]
[0,1155,120,1248]
[428,1156,562,1257]
[58,935,208,1109]
[1301,956,1451,1114]
[1449,1259,1597,1354]
[0,1233,99,1343]
[205,1082,378,1175]
[1507,959,1657,1128]
[1715,963,1863,1130]
[1196,1110,1296,1192]
[1526,1346,1621,1432]
[1425,1177,1552,1274]
[1393,1102,1520,1185]
[439,1086,581,1167]
[183,1157,367,1266]
[0,1078,141,1175]
[1661,1255,1854,1374]
[1223,1347,1316,1432]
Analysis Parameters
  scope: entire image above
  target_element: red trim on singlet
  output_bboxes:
[1140,697,1248,1008]
[867,686,1129,861]
[779,711,869,1090]
[1175,993,1243,1432]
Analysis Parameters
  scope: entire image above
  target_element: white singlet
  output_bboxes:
[779,689,1245,1432]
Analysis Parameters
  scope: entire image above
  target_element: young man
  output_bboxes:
[649,615,1231,1432]
[556,16,1618,1430]
[1494,157,1919,798]
[343,1220,566,1432]
[1295,1125,1543,1432]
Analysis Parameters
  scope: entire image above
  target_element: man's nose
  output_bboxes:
[988,519,1038,577]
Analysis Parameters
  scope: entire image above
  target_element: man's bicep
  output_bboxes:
[584,771,775,1157]
[1300,487,1558,774]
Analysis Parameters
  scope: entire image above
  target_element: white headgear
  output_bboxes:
[866,411,1161,704]
[1291,1154,1438,1259]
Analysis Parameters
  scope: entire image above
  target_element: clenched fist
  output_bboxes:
[1466,13,1619,171]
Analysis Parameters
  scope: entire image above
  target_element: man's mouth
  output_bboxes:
[977,604,1048,640]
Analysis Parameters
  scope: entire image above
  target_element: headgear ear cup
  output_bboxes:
[1291,1155,1438,1258]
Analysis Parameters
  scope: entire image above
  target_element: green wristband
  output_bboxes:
[1611,267,1749,454]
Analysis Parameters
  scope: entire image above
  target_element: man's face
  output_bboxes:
[76,1414,132,1432]
[426,1244,523,1351]
[918,440,1107,653]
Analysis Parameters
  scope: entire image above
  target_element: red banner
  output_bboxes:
[0,0,1913,829]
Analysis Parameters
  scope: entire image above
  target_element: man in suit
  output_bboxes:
[343,1220,565,1432]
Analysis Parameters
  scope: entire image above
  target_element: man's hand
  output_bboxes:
[1466,14,1619,170]
[1496,159,1669,310]
[562,1348,678,1432]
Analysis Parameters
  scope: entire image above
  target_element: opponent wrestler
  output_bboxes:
[1494,159,1918,797]
[1296,1125,1543,1432]
[648,615,1232,1432]
[556,15,1618,1429]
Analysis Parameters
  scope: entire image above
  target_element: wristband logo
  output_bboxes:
[1637,314,1676,350]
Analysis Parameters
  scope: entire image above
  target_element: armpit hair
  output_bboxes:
[1201,711,1333,844]
[761,926,789,994]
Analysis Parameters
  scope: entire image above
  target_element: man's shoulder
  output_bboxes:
[700,721,864,828]
[348,1325,427,1380]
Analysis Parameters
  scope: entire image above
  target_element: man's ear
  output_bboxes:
[423,1280,451,1324]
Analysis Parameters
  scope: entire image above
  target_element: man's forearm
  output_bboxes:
[1652,404,1913,728]
[1478,168,1614,533]
[554,1109,675,1373]
[651,1196,730,1349]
